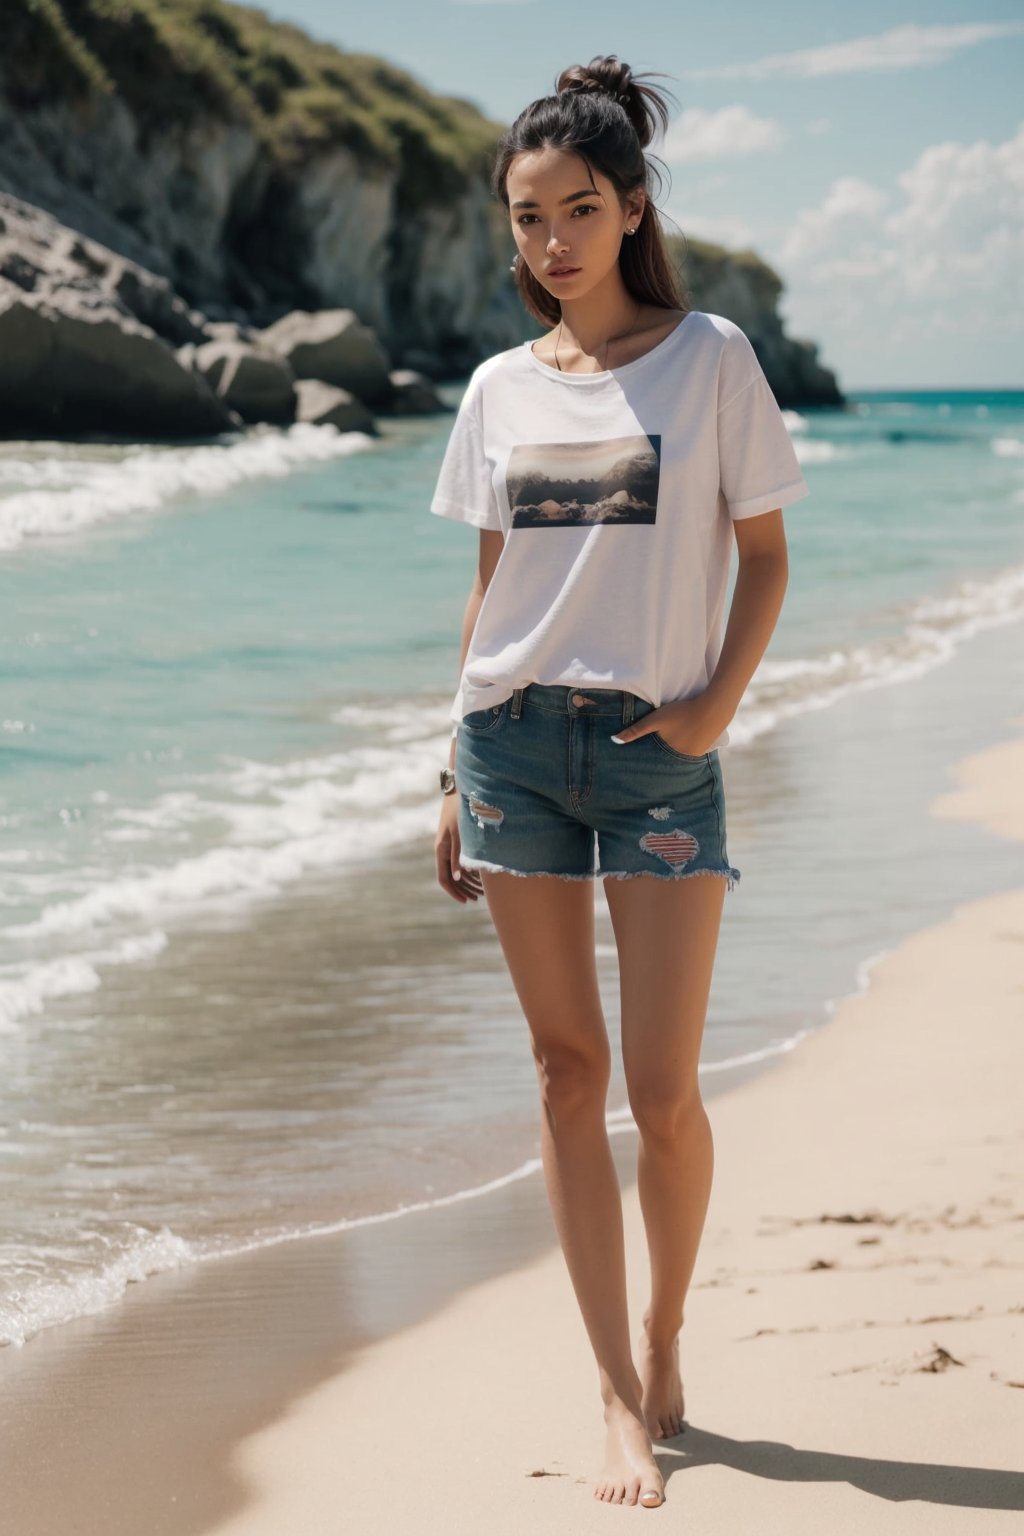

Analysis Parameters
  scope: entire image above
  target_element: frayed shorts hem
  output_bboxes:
[459,856,741,893]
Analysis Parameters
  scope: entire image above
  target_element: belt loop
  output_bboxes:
[621,691,636,728]
[510,687,524,719]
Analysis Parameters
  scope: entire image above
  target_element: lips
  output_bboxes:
[548,266,580,277]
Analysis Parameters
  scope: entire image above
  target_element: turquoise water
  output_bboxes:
[1,384,1022,1349]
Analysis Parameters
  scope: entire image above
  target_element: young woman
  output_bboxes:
[431,55,809,1510]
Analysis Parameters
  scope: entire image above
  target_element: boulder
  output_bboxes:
[259,309,392,406]
[387,368,446,415]
[0,247,45,293]
[0,289,236,438]
[202,320,261,344]
[189,338,297,425]
[109,259,209,347]
[293,378,377,435]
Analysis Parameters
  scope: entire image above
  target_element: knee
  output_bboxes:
[532,1035,611,1120]
[628,1080,707,1146]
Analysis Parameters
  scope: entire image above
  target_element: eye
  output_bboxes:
[516,204,598,227]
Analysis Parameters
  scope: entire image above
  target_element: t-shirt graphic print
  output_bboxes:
[507,434,661,528]
[429,310,811,749]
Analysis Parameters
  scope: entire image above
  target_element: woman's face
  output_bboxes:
[507,148,642,298]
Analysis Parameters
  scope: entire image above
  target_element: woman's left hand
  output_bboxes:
[610,696,729,756]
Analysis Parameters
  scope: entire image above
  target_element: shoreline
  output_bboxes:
[2,730,1023,1533]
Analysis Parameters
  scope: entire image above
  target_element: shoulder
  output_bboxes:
[692,309,742,339]
[635,308,757,375]
[691,311,766,396]
[469,344,528,387]
[684,309,751,353]
[455,344,528,414]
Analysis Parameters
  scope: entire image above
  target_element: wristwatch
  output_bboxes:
[440,767,457,795]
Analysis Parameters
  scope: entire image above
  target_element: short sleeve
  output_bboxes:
[429,372,503,531]
[717,329,810,521]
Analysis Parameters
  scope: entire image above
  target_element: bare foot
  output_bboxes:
[593,1395,665,1507]
[638,1310,686,1440]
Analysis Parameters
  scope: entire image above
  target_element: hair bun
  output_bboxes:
[557,55,633,107]
[554,55,673,151]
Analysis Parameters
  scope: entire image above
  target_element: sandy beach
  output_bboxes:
[204,734,1019,1536]
[4,728,1023,1534]
[196,734,1024,1533]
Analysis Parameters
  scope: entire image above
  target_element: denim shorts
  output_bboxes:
[455,683,741,888]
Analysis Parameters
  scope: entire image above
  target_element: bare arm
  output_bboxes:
[435,528,504,904]
[700,507,789,733]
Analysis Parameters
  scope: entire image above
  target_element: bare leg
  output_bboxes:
[479,870,665,1507]
[603,872,726,1439]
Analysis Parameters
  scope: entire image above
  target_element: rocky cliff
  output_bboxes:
[0,0,521,378]
[0,0,842,434]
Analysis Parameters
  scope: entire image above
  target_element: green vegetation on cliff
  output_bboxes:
[6,0,504,195]
[4,2,793,311]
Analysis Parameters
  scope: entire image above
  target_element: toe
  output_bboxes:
[640,1489,664,1507]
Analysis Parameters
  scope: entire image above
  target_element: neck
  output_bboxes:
[554,272,641,354]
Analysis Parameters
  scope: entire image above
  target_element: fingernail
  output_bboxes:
[453,870,461,880]
[610,734,626,744]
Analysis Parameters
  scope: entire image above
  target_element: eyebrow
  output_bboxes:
[510,189,604,210]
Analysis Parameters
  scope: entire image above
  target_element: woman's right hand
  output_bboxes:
[435,792,484,903]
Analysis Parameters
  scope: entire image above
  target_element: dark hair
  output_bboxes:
[492,55,688,327]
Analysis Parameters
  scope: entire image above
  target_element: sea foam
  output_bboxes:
[0,424,374,553]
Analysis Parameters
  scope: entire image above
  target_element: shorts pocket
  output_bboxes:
[649,732,708,764]
[461,701,508,733]
[628,697,707,763]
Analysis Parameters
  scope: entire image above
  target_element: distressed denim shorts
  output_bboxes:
[455,683,741,888]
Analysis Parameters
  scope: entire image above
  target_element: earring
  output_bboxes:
[509,254,520,271]
[626,227,637,235]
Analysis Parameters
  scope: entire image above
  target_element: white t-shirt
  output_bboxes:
[429,309,810,750]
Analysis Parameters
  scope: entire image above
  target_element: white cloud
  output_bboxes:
[662,104,785,162]
[885,123,1024,301]
[684,21,1024,81]
[781,177,891,262]
[778,122,1024,314]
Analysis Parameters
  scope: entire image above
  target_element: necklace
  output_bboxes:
[553,298,643,373]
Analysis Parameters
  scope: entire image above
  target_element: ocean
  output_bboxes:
[1,378,1022,1351]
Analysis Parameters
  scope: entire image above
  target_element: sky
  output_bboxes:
[258,1,1023,389]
